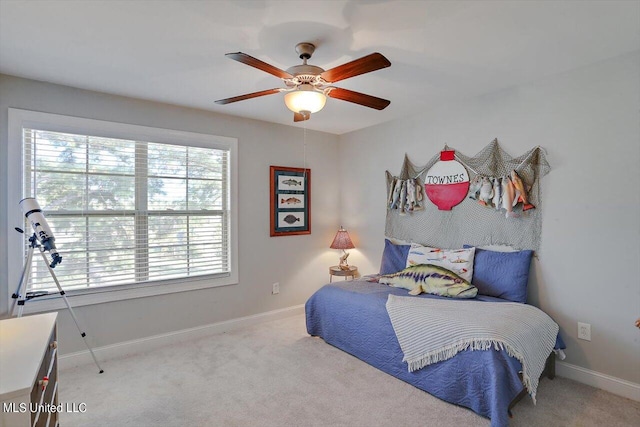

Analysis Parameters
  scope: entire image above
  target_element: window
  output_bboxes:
[7,109,238,312]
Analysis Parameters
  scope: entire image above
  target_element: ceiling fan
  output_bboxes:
[215,42,391,122]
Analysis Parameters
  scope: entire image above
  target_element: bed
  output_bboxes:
[305,278,563,427]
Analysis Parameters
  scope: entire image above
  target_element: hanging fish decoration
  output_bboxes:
[502,176,519,218]
[390,177,402,209]
[386,144,544,220]
[399,180,407,215]
[478,177,493,206]
[414,179,425,211]
[388,176,425,214]
[468,175,482,200]
[492,177,502,210]
[405,178,417,212]
[387,177,398,209]
[510,170,535,211]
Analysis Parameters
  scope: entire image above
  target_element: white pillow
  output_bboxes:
[406,243,475,283]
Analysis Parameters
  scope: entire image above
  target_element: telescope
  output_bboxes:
[12,198,103,373]
[19,197,62,268]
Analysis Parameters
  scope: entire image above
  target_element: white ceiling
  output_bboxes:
[1,0,638,135]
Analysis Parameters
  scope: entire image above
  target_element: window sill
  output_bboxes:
[17,274,238,314]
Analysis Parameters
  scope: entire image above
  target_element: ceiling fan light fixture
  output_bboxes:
[284,84,326,114]
[216,47,391,121]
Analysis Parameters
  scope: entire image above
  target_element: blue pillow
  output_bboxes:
[464,245,533,303]
[380,239,411,275]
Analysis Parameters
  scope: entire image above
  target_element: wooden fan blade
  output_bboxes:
[320,53,391,83]
[326,87,390,110]
[226,52,293,79]
[215,88,283,105]
[293,112,310,122]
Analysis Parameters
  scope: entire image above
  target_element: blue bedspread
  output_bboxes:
[305,281,561,427]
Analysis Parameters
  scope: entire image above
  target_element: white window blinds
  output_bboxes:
[23,129,231,292]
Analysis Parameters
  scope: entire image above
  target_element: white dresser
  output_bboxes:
[0,313,58,427]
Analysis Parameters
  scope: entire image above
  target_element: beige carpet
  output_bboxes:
[59,314,640,426]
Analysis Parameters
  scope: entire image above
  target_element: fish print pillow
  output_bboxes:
[406,243,475,283]
[377,264,477,298]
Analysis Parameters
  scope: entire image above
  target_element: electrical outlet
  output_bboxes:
[272,282,280,295]
[578,322,591,341]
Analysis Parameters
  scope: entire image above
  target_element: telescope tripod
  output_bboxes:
[11,230,104,373]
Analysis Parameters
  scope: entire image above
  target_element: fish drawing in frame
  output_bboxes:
[280,197,302,205]
[283,214,300,224]
[282,178,302,186]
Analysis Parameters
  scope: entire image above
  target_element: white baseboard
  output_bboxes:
[557,361,640,402]
[59,304,305,371]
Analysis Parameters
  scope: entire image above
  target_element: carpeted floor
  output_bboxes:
[59,314,640,426]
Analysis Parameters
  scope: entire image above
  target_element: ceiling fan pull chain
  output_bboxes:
[303,121,307,180]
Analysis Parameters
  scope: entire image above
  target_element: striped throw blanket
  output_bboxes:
[386,294,558,402]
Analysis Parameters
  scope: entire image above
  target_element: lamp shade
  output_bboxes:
[284,84,326,114]
[330,227,355,250]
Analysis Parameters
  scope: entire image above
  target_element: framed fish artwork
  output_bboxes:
[270,166,311,236]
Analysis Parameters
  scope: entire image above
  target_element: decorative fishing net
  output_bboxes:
[385,139,550,251]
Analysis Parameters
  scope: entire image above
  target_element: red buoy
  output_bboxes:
[424,150,470,210]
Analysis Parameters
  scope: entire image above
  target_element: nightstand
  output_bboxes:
[0,313,58,427]
[329,265,358,282]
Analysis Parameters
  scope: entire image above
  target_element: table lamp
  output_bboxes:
[330,227,355,270]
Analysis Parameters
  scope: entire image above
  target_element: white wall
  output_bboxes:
[0,74,340,353]
[338,51,640,384]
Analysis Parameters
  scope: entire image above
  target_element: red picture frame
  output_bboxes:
[270,166,311,236]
